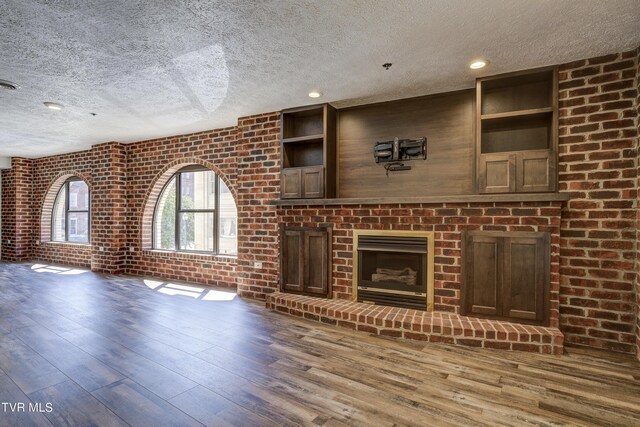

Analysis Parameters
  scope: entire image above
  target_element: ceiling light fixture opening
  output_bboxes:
[470,60,488,70]
[0,79,19,90]
[308,91,322,98]
[382,63,392,70]
[43,102,64,110]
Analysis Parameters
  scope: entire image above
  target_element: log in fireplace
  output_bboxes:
[353,230,434,311]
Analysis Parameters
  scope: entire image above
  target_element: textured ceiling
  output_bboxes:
[1,0,639,158]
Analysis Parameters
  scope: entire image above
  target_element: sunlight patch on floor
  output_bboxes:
[158,286,201,298]
[143,279,164,289]
[30,263,89,275]
[142,279,236,301]
[201,289,236,301]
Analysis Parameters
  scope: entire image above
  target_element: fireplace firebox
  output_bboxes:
[353,230,434,311]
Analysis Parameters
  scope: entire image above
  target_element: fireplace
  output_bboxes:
[353,230,434,311]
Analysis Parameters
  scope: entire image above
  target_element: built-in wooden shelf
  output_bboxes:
[272,193,570,206]
[477,67,558,194]
[480,107,553,122]
[280,104,336,199]
[281,134,324,144]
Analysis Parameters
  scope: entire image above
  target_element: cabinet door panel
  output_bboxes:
[463,234,501,316]
[479,153,515,193]
[281,169,302,199]
[304,230,329,295]
[280,226,332,298]
[281,229,304,292]
[517,150,555,192]
[503,235,549,322]
[463,231,550,325]
[302,166,324,198]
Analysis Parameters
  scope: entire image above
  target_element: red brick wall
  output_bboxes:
[1,117,274,290]
[1,166,16,261]
[91,142,127,273]
[1,158,35,262]
[558,50,638,353]
[31,150,93,268]
[235,113,281,299]
[125,126,240,287]
[277,202,562,328]
[14,159,34,261]
[636,46,640,360]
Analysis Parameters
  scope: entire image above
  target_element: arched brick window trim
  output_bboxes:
[40,172,93,242]
[140,158,237,250]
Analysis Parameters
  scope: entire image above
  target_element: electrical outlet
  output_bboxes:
[35,240,40,245]
[254,261,263,269]
[130,247,135,252]
[99,246,104,252]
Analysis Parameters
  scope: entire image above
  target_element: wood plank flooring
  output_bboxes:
[0,262,639,426]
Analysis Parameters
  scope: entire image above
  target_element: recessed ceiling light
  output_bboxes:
[43,102,64,110]
[470,60,488,70]
[0,79,19,90]
[308,91,322,98]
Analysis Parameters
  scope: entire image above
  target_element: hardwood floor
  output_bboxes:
[0,262,639,426]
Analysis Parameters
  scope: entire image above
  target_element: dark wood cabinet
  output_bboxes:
[281,228,304,293]
[503,235,549,322]
[280,104,336,199]
[479,149,555,193]
[478,153,515,193]
[303,229,330,295]
[462,231,549,325]
[280,166,324,198]
[281,168,302,199]
[477,68,558,194]
[463,233,502,317]
[280,225,332,297]
[516,149,554,192]
[301,166,324,198]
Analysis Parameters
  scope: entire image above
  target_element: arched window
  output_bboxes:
[52,177,90,243]
[153,166,237,255]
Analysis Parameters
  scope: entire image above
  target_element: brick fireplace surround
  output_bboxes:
[1,48,639,357]
[268,201,564,354]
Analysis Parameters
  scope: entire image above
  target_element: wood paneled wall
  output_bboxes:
[338,90,475,198]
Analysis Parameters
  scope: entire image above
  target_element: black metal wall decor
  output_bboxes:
[373,137,426,176]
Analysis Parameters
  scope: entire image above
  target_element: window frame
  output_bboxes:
[153,166,236,255]
[51,177,91,244]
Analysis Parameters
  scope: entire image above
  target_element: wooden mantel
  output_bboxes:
[272,193,570,206]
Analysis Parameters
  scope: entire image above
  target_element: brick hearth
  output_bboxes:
[267,292,564,354]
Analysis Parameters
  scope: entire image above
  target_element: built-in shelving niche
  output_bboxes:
[477,68,558,194]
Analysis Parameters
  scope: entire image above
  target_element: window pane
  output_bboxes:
[154,178,176,250]
[180,212,214,251]
[218,179,237,255]
[180,170,215,210]
[68,212,89,243]
[52,187,66,242]
[68,180,89,210]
